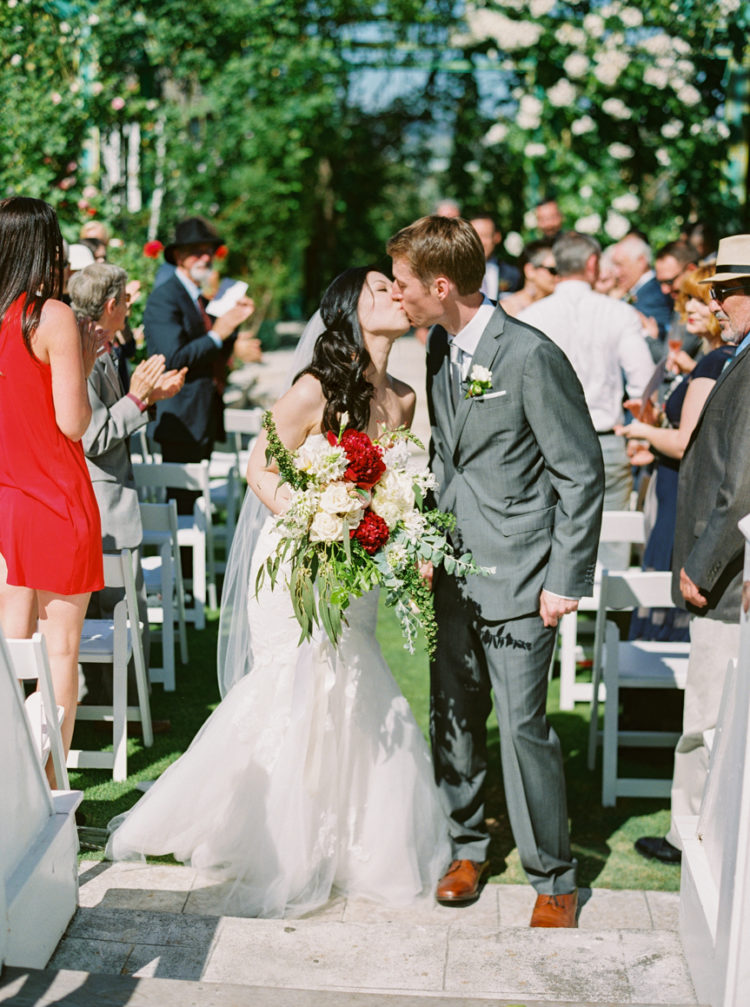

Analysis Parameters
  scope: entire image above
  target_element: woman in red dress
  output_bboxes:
[0,196,105,785]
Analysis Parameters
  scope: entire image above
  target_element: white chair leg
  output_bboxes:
[192,536,206,630]
[160,548,176,692]
[601,622,620,807]
[558,612,578,711]
[112,608,128,783]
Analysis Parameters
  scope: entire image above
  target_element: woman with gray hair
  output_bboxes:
[69,264,185,703]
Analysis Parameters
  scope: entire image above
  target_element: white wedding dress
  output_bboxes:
[107,506,450,918]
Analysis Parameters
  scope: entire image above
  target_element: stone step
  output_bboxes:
[0,966,702,1007]
[28,863,700,1006]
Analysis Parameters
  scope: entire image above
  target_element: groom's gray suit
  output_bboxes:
[427,305,604,894]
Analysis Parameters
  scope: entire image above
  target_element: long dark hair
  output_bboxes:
[297,267,375,433]
[0,196,65,354]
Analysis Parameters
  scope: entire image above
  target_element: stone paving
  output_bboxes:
[16,861,699,1006]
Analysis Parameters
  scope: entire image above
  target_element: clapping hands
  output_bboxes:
[129,354,187,406]
[79,316,108,376]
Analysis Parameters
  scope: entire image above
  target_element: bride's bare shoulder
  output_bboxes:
[388,375,416,425]
[287,372,326,407]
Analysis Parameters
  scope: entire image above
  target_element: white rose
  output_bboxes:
[470,364,493,384]
[319,481,362,517]
[309,511,345,543]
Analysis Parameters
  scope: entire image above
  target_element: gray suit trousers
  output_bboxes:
[430,569,576,895]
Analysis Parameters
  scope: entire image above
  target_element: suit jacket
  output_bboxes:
[143,273,234,449]
[82,353,147,551]
[632,276,673,361]
[427,306,604,620]
[672,345,750,621]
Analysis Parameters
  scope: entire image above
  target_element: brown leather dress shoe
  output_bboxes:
[529,890,578,928]
[436,859,490,903]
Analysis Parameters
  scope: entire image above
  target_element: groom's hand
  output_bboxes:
[539,589,578,628]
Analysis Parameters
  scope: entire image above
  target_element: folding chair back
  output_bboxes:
[140,500,189,690]
[6,633,69,790]
[72,549,153,782]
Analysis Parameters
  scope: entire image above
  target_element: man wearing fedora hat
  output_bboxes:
[636,234,750,864]
[143,216,257,470]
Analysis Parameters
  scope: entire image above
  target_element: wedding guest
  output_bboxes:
[80,220,110,248]
[534,197,563,241]
[0,196,104,786]
[499,240,556,317]
[143,216,257,472]
[593,245,624,297]
[654,240,701,357]
[69,263,186,701]
[616,264,737,641]
[635,235,750,863]
[470,213,521,297]
[519,232,653,569]
[612,234,674,361]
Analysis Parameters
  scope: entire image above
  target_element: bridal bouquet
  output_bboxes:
[257,412,491,656]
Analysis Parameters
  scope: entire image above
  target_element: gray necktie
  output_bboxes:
[449,341,464,410]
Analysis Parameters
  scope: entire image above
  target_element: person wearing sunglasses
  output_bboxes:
[636,234,750,865]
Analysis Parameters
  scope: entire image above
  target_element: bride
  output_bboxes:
[107,267,450,917]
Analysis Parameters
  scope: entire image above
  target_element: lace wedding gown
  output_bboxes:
[107,509,450,918]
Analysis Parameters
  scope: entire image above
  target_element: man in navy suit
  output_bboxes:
[144,217,257,465]
[612,234,674,362]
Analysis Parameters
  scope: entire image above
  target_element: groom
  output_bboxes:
[388,216,604,927]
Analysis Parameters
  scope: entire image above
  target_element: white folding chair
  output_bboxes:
[210,407,263,554]
[140,501,189,692]
[586,570,690,806]
[133,460,215,627]
[7,633,69,790]
[223,406,263,477]
[71,549,153,783]
[557,510,646,710]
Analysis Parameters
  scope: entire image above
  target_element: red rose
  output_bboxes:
[326,428,385,489]
[351,510,389,555]
[214,244,229,260]
[143,240,164,259]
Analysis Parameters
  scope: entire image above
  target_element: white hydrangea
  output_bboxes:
[608,142,634,160]
[612,192,640,213]
[402,510,427,537]
[642,33,674,57]
[719,0,741,12]
[382,440,411,471]
[602,97,632,119]
[661,119,683,139]
[563,53,590,79]
[575,213,602,234]
[464,8,543,50]
[555,24,586,47]
[547,78,577,108]
[517,94,543,130]
[524,142,547,158]
[504,230,524,257]
[583,13,605,36]
[620,7,643,27]
[593,51,628,86]
[716,121,731,139]
[673,37,691,55]
[571,115,596,135]
[676,59,695,77]
[644,67,670,89]
[524,208,539,230]
[385,542,409,570]
[529,0,556,16]
[483,122,508,146]
[656,148,672,166]
[678,84,701,106]
[604,211,631,240]
[410,467,438,494]
[580,184,594,199]
[10,53,22,67]
[295,440,348,482]
[690,122,702,136]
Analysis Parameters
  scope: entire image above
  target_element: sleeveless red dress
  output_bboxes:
[0,298,104,594]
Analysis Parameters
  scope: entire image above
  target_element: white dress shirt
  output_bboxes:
[518,280,653,430]
[449,298,496,380]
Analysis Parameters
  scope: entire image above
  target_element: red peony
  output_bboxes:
[214,244,229,260]
[143,240,164,259]
[327,428,386,489]
[351,510,389,555]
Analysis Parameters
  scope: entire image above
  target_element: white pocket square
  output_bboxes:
[477,390,507,400]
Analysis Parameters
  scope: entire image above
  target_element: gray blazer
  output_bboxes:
[426,306,604,621]
[672,345,750,621]
[82,353,147,551]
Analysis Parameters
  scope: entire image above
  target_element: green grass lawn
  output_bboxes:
[71,600,678,891]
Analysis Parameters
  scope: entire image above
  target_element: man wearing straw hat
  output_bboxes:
[636,234,750,864]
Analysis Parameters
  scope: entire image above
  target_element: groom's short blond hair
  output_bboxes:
[387,216,486,295]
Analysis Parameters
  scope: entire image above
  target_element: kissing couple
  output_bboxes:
[108,216,604,928]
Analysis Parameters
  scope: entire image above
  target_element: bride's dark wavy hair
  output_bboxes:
[296,266,375,433]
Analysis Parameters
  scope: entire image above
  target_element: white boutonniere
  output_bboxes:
[465,364,493,398]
